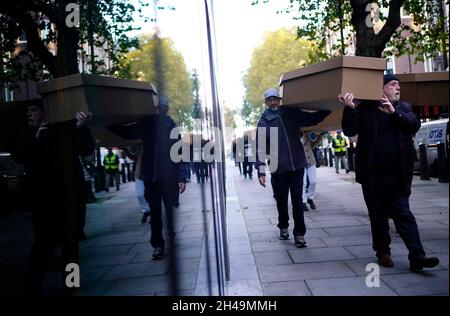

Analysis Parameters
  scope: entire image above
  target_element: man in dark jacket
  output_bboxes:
[108,96,187,259]
[340,74,439,271]
[256,88,330,248]
[13,101,95,295]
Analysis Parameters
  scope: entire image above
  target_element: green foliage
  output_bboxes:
[122,34,194,131]
[386,0,449,65]
[251,0,449,66]
[242,28,312,126]
[224,106,237,129]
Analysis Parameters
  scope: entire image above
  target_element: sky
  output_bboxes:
[129,0,299,134]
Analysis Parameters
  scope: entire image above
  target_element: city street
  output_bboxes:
[1,162,448,296]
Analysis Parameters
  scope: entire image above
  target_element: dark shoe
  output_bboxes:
[346,169,350,174]
[378,254,394,267]
[307,199,316,210]
[141,212,150,224]
[294,236,307,248]
[152,247,165,260]
[279,228,289,240]
[301,203,309,212]
[410,256,439,271]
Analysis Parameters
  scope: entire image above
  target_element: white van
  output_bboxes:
[413,118,449,175]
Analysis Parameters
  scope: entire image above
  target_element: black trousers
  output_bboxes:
[270,169,306,237]
[361,175,425,260]
[144,180,175,249]
[26,206,79,295]
[243,161,254,178]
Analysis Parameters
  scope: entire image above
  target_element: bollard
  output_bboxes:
[328,148,334,167]
[437,143,449,183]
[419,144,430,180]
[347,144,354,172]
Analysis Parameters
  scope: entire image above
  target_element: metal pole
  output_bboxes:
[437,143,448,183]
[204,0,229,294]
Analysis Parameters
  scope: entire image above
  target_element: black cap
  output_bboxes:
[384,74,400,85]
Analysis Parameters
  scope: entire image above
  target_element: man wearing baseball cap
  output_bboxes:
[339,74,439,271]
[256,88,331,248]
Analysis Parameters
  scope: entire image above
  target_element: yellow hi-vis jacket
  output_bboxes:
[104,154,119,172]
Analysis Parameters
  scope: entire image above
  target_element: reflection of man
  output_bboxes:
[108,96,187,260]
[13,100,95,295]
[256,88,330,248]
[340,74,439,271]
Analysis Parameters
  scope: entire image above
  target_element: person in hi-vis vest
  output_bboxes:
[332,130,349,174]
[104,148,120,191]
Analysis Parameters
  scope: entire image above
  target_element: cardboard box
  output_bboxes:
[395,72,449,106]
[301,107,344,132]
[37,74,158,126]
[279,56,386,110]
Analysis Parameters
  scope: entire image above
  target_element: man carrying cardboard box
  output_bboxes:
[256,88,330,248]
[108,96,187,260]
[339,74,440,271]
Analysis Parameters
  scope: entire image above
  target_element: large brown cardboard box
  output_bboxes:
[396,72,449,106]
[301,107,344,132]
[279,56,386,110]
[37,74,158,126]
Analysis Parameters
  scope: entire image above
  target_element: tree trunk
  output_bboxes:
[54,0,80,77]
[351,0,404,57]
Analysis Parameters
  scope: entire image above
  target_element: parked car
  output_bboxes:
[413,118,449,175]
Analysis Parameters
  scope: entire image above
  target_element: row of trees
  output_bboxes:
[241,0,449,126]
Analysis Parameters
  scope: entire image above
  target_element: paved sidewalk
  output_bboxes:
[232,164,449,296]
[1,162,448,296]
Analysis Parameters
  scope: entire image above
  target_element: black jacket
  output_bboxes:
[12,121,95,242]
[342,100,420,187]
[108,115,187,183]
[256,107,330,176]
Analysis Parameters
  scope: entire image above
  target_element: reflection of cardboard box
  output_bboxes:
[90,126,142,147]
[37,74,158,125]
[396,72,449,106]
[280,56,386,110]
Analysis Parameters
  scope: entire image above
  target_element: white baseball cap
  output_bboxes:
[263,88,281,100]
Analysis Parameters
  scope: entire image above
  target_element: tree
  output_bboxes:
[191,70,204,134]
[242,28,312,126]
[0,0,148,86]
[252,0,449,68]
[123,34,194,130]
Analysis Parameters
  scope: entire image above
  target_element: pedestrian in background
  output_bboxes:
[332,130,349,174]
[103,147,120,191]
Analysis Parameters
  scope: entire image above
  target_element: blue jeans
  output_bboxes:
[361,175,425,260]
[270,169,306,237]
